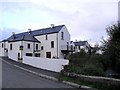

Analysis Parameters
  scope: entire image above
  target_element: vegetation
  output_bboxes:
[62,22,120,77]
[58,74,120,90]
[64,50,107,76]
[58,22,120,90]
[101,22,120,73]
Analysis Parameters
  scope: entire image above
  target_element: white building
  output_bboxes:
[73,41,90,53]
[0,25,74,61]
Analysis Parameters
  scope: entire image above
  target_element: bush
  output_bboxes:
[68,52,89,66]
[81,63,105,76]
[63,65,81,73]
[65,51,110,76]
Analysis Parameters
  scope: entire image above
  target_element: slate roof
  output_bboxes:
[31,25,64,36]
[3,25,65,42]
[8,32,40,42]
[74,41,87,46]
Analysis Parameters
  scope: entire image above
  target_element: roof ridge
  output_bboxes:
[8,24,65,37]
[4,24,65,42]
[33,24,64,31]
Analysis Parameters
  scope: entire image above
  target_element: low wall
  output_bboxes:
[63,72,120,86]
[8,52,18,62]
[23,56,69,72]
[0,58,2,89]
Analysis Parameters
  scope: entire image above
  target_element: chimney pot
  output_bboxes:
[12,32,16,39]
[28,28,32,34]
[12,32,15,35]
[28,28,31,31]
[51,24,55,28]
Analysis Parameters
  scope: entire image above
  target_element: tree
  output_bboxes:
[101,22,120,73]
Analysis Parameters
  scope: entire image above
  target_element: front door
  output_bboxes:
[18,53,20,59]
[46,52,51,58]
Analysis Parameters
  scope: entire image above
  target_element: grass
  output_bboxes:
[58,74,120,90]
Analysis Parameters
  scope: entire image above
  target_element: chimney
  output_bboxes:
[51,24,55,28]
[12,32,16,39]
[75,39,78,42]
[28,28,32,33]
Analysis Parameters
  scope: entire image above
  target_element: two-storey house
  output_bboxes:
[0,25,72,62]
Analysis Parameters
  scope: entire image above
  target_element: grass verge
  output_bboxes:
[58,74,120,90]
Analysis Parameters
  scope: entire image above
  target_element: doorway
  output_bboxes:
[46,52,51,58]
[18,52,20,60]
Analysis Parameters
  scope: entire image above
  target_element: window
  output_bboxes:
[61,32,64,40]
[67,42,69,50]
[41,46,44,50]
[27,43,30,49]
[71,45,73,50]
[36,44,38,50]
[26,53,32,56]
[35,53,40,57]
[18,53,20,58]
[10,44,12,50]
[20,45,23,50]
[51,41,54,48]
[18,53,22,60]
[74,47,75,50]
[45,35,48,40]
[2,43,3,48]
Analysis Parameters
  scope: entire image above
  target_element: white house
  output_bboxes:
[73,41,90,53]
[0,40,9,57]
[0,25,73,61]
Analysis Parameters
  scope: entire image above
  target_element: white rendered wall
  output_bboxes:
[35,33,58,58]
[0,42,3,56]
[0,41,8,56]
[8,41,21,61]
[23,56,69,72]
[58,26,70,58]
[8,41,36,61]
[4,41,9,56]
[22,41,34,56]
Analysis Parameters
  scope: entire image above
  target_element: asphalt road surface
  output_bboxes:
[2,59,74,88]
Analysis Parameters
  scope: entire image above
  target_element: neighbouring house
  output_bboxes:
[0,39,8,57]
[73,41,90,53]
[0,25,74,62]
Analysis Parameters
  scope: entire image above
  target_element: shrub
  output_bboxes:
[63,65,81,73]
[81,63,105,76]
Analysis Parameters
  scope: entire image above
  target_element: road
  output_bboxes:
[1,58,74,88]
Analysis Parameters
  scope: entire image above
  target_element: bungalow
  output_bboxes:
[0,25,73,62]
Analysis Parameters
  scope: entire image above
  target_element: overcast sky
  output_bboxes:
[0,0,119,45]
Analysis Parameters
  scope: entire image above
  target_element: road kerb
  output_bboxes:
[62,81,80,88]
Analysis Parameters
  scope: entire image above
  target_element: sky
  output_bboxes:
[0,0,119,45]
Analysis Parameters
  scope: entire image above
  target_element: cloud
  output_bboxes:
[0,0,118,44]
